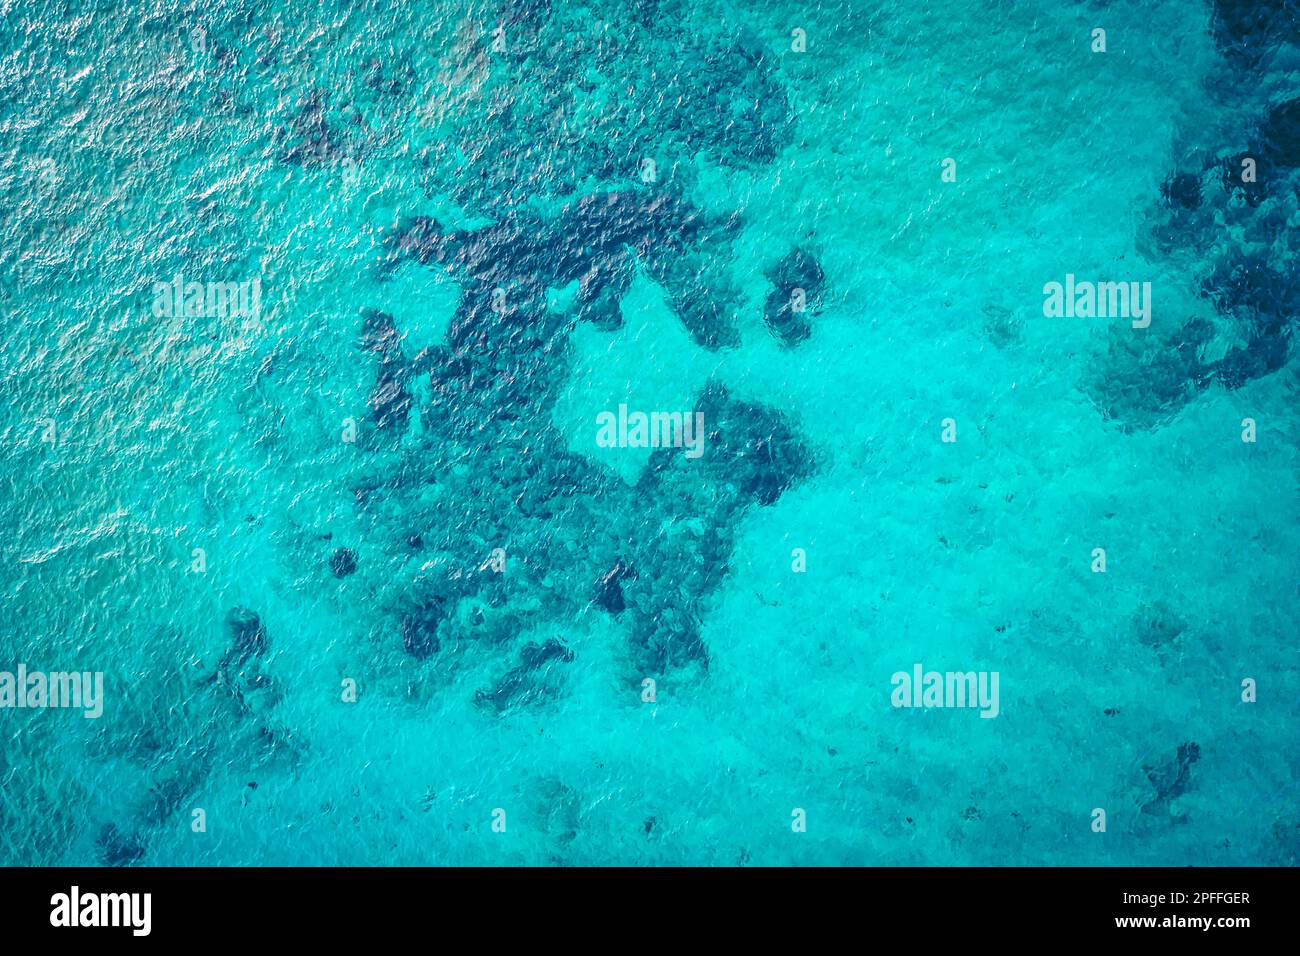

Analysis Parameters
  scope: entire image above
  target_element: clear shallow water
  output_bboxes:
[1,0,1297,866]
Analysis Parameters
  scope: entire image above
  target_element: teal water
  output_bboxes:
[1,0,1297,866]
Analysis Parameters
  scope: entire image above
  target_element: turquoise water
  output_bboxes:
[1,0,1297,866]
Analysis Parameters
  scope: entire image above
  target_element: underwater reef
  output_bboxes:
[364,186,812,677]
[1,0,1297,870]
[1088,16,1298,431]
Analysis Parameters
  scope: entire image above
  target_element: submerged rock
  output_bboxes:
[1261,97,1300,169]
[618,382,811,669]
[280,90,349,167]
[362,54,417,96]
[95,823,145,867]
[593,559,637,614]
[368,364,413,430]
[401,600,445,659]
[763,247,825,346]
[217,609,274,709]
[426,20,794,209]
[694,382,811,507]
[519,638,573,669]
[225,607,267,659]
[330,548,357,578]
[363,185,809,687]
[1160,171,1202,210]
[476,639,575,712]
[1087,319,1216,432]
[359,307,402,355]
[379,188,744,350]
[1142,741,1201,815]
[1201,253,1296,388]
[1209,0,1300,63]
[359,308,414,432]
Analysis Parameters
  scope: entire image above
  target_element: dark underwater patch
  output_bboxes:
[1086,319,1216,433]
[1209,0,1300,65]
[279,90,353,167]
[594,559,637,615]
[363,53,417,96]
[1141,741,1201,817]
[380,189,744,349]
[763,247,826,346]
[359,181,812,684]
[1261,96,1300,169]
[95,823,145,867]
[1200,253,1296,388]
[402,600,444,660]
[83,605,295,866]
[359,308,415,432]
[418,19,794,213]
[331,547,358,578]
[474,638,575,712]
[1159,171,1201,210]
[1096,52,1299,431]
[226,606,267,655]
